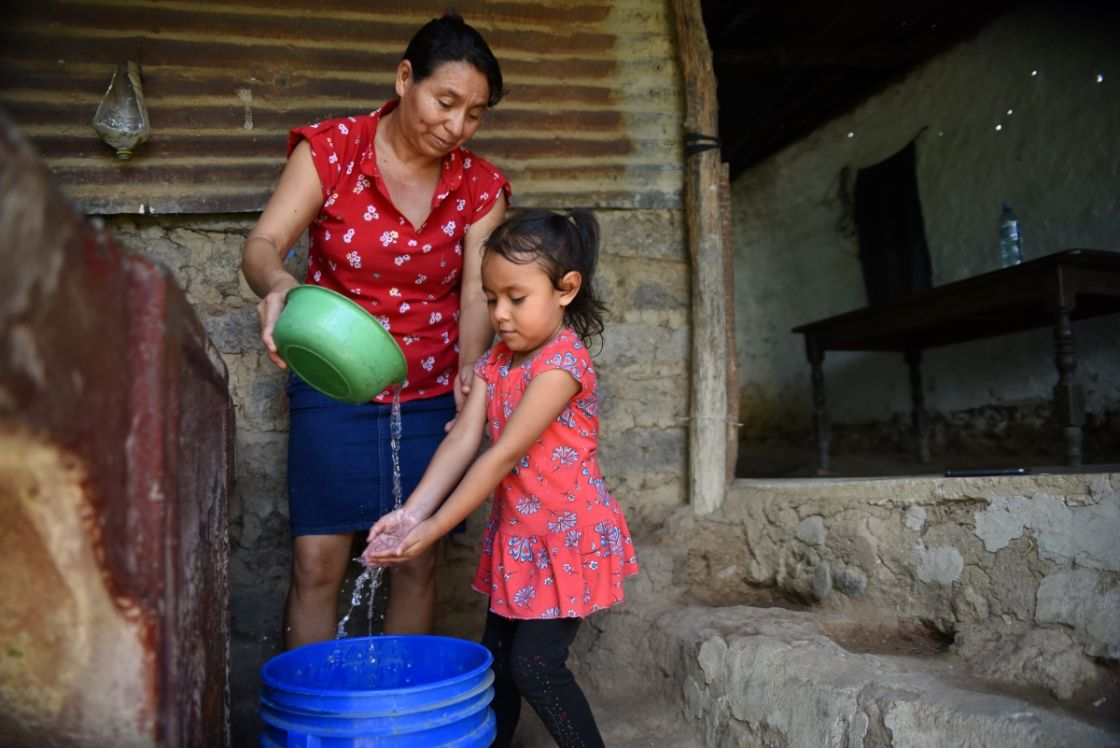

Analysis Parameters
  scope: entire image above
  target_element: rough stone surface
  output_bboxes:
[834,566,868,597]
[1036,569,1120,660]
[953,624,1102,701]
[975,492,1120,571]
[571,533,1119,747]
[796,515,827,546]
[913,542,964,585]
[656,473,1120,708]
[813,560,833,601]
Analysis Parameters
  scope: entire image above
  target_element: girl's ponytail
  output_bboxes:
[561,210,607,347]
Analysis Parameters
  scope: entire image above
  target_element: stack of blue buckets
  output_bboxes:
[259,635,496,747]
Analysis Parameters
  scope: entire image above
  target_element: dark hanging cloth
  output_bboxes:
[854,141,932,305]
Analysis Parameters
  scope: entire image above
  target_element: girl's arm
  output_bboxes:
[450,200,506,428]
[394,373,490,520]
[240,140,322,369]
[364,368,580,565]
[362,372,490,558]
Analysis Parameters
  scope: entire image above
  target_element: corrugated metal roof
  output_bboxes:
[0,0,683,214]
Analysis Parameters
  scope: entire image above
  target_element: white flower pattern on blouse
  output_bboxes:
[288,101,510,403]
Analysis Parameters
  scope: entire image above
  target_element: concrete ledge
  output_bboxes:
[576,546,1119,747]
[662,472,1120,700]
[663,604,1116,747]
[729,471,1117,505]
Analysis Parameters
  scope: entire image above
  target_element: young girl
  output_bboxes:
[363,208,638,748]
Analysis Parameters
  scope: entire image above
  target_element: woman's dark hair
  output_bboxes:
[403,12,505,107]
[484,209,607,346]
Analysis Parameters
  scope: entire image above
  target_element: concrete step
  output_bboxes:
[569,544,1119,747]
[655,604,1117,747]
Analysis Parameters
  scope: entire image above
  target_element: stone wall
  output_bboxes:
[731,1,1120,461]
[106,206,690,742]
[565,472,1120,746]
[669,474,1120,701]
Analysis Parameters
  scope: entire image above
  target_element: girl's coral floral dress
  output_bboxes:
[472,329,639,619]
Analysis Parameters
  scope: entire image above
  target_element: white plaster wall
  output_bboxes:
[732,1,1120,436]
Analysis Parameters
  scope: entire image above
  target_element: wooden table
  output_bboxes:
[793,249,1120,471]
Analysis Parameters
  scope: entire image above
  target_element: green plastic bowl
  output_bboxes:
[272,286,406,403]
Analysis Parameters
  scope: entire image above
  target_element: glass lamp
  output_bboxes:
[93,61,150,160]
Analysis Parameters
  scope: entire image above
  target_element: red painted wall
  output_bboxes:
[0,110,231,746]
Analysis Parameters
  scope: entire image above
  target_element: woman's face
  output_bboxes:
[395,59,490,159]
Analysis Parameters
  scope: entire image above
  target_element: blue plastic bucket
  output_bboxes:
[259,635,495,747]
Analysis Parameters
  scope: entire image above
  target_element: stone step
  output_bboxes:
[660,604,1117,747]
[568,544,1118,747]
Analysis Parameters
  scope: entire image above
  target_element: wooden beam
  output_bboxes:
[673,0,730,515]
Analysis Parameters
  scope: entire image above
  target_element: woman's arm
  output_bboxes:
[452,200,506,418]
[241,140,323,369]
[365,368,580,564]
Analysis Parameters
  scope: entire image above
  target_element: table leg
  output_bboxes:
[1052,307,1085,465]
[806,335,830,473]
[904,347,931,463]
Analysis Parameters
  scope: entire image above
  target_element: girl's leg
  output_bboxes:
[284,532,354,649]
[383,543,437,634]
[481,610,522,748]
[510,618,605,748]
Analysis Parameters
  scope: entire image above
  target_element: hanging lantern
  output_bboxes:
[92,62,150,160]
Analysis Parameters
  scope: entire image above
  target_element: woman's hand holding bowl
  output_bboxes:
[256,275,300,369]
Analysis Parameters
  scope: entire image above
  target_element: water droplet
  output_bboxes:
[1006,108,1013,115]
[995,124,1003,131]
[1031,69,1039,77]
[846,131,854,139]
[1096,73,1104,83]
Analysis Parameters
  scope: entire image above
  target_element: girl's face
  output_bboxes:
[395,59,490,159]
[482,252,579,361]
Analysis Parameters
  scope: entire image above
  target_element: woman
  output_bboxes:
[241,13,509,649]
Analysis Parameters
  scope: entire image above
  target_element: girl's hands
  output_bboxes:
[362,511,440,566]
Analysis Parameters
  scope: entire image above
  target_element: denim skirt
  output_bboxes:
[286,374,455,537]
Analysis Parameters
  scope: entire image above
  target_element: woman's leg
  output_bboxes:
[383,543,437,634]
[481,610,522,748]
[510,618,605,748]
[284,532,354,649]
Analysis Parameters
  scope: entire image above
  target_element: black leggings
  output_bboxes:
[481,610,605,748]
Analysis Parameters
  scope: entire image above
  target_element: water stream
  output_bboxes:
[335,383,404,640]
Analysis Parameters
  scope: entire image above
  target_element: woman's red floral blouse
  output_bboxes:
[288,99,510,403]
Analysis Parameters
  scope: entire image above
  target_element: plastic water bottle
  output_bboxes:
[999,201,1023,267]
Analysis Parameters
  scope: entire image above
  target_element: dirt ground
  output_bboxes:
[510,680,704,748]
